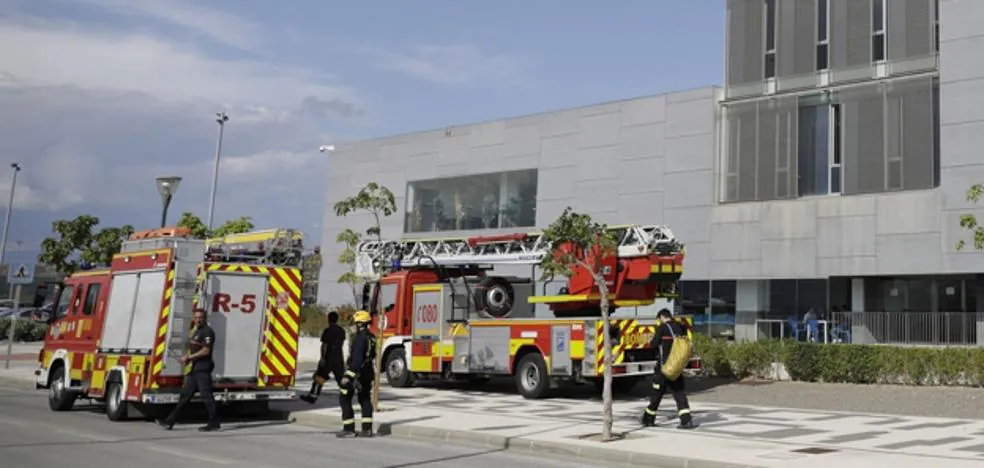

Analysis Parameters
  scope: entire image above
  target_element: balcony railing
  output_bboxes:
[749,311,984,346]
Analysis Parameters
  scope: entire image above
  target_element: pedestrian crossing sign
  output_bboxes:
[8,262,34,285]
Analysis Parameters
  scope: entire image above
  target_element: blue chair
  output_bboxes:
[806,319,819,342]
[787,316,804,340]
[831,324,852,343]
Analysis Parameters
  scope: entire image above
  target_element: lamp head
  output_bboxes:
[155,176,182,198]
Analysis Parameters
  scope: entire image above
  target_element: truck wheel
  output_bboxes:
[385,348,414,388]
[515,353,551,399]
[474,276,514,318]
[47,366,76,412]
[106,381,128,421]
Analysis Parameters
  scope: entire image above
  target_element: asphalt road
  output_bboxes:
[0,382,607,468]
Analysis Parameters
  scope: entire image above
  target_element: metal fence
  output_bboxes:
[829,311,984,346]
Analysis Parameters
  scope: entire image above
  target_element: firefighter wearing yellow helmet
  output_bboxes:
[337,310,377,438]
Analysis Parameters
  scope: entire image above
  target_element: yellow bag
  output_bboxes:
[660,322,693,381]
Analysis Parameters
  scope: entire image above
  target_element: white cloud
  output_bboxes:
[0,8,360,247]
[69,0,263,52]
[0,17,356,108]
[369,44,526,85]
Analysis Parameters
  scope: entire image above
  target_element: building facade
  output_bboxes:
[320,0,984,343]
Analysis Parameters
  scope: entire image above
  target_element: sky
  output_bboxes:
[0,0,724,265]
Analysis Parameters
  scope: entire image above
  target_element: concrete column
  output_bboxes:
[850,278,875,344]
[734,280,769,342]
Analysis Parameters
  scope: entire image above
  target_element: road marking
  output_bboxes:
[143,444,234,464]
[0,416,27,426]
[55,428,118,442]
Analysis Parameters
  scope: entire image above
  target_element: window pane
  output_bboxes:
[873,0,884,31]
[765,52,776,79]
[832,103,841,164]
[83,284,100,316]
[55,285,75,320]
[679,281,710,334]
[816,44,829,71]
[817,0,828,41]
[765,0,776,50]
[797,104,829,196]
[873,34,885,61]
[710,280,736,339]
[405,169,538,233]
[830,166,841,193]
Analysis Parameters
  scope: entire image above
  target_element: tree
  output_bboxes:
[212,216,255,237]
[176,212,254,239]
[38,215,135,277]
[956,184,984,251]
[336,229,363,306]
[539,207,619,441]
[333,181,397,412]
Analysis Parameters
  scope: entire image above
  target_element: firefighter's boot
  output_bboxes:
[359,420,374,438]
[677,410,696,430]
[640,407,657,427]
[335,430,358,438]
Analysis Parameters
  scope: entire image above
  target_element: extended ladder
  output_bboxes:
[354,224,680,278]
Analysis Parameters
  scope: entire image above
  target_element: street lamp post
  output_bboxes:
[0,163,21,282]
[206,112,230,231]
[156,176,182,228]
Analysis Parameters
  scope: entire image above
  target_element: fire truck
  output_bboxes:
[33,226,304,421]
[356,224,700,399]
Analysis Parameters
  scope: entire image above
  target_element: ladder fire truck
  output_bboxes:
[356,224,700,399]
[34,226,304,421]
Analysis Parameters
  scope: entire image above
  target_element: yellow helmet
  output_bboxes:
[353,310,371,323]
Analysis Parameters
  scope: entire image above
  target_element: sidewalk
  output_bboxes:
[278,374,984,468]
[5,360,984,467]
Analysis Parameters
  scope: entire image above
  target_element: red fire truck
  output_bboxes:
[34,227,304,420]
[354,224,700,399]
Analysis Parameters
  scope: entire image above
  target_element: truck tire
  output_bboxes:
[384,348,414,388]
[105,381,128,421]
[515,353,551,399]
[47,366,76,412]
[474,276,514,318]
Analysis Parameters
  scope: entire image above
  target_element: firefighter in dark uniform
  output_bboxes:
[157,309,221,432]
[336,310,376,438]
[301,311,346,403]
[640,308,695,430]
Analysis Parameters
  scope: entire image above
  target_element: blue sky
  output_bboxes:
[0,0,724,263]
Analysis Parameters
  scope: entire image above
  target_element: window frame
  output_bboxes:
[764,0,777,79]
[816,0,830,71]
[404,169,538,234]
[872,0,887,62]
[828,103,843,195]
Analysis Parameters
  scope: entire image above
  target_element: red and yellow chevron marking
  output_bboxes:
[196,264,301,387]
[594,319,657,373]
[149,267,176,387]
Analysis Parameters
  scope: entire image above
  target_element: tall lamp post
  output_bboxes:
[0,163,21,282]
[206,112,230,231]
[156,176,182,228]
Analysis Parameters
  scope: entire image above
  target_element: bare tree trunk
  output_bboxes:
[370,212,386,412]
[598,275,613,442]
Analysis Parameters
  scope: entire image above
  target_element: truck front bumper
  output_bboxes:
[141,389,297,404]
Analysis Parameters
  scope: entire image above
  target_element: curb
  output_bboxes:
[277,409,760,468]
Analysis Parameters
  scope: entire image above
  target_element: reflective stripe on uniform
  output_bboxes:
[361,418,372,423]
[679,409,691,415]
[645,408,656,415]
[652,383,660,390]
[342,419,354,424]
[345,370,356,377]
[339,388,349,395]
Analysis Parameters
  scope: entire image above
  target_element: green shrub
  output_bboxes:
[694,336,984,387]
[0,318,48,342]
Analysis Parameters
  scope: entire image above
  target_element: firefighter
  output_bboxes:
[640,308,696,430]
[157,309,221,432]
[336,310,376,438]
[300,311,346,404]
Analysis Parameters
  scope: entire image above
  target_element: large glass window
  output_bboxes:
[405,169,537,233]
[816,0,829,71]
[797,100,842,197]
[872,0,886,62]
